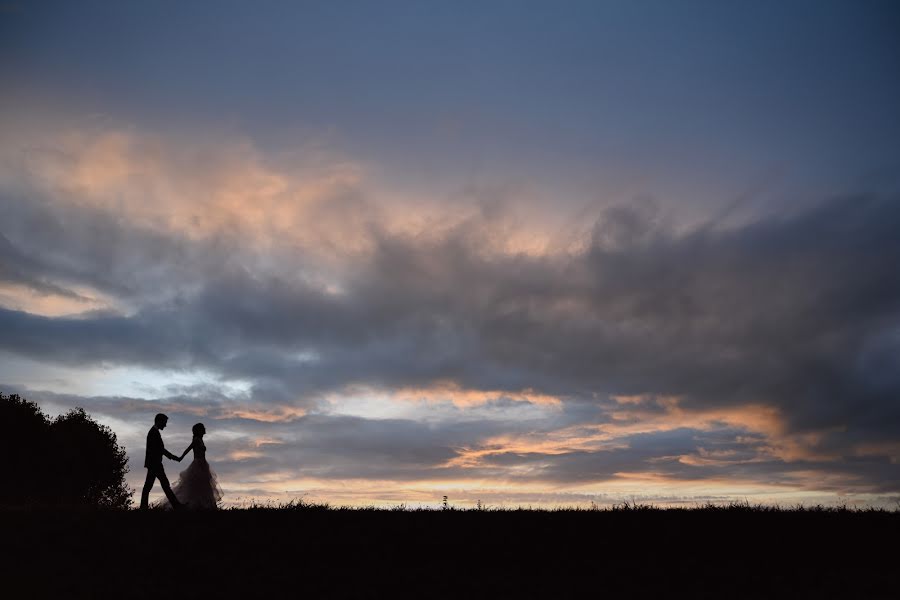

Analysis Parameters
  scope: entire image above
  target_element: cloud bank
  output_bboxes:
[2,126,899,506]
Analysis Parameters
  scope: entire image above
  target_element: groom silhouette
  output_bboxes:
[140,413,184,510]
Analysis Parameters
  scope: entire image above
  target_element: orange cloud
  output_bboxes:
[608,395,783,436]
[393,381,563,408]
[8,125,576,271]
[217,405,307,423]
[17,128,371,255]
[223,437,286,462]
[0,281,120,317]
[228,449,266,461]
[447,395,843,471]
[606,395,838,463]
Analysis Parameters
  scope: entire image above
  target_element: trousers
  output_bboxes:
[140,465,180,509]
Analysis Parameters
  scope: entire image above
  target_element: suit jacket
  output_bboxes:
[144,426,177,469]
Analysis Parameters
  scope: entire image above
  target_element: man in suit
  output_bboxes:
[140,413,184,510]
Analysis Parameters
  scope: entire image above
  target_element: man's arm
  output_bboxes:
[159,433,181,461]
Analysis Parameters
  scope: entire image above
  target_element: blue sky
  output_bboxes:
[2,1,899,507]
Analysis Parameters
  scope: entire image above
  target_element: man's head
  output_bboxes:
[154,413,169,429]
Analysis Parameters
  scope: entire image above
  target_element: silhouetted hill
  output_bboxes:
[3,503,898,598]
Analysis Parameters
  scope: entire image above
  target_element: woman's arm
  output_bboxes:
[179,440,195,461]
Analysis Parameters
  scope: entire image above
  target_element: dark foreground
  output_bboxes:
[3,504,898,599]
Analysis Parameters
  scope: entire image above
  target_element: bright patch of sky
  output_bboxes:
[0,351,251,399]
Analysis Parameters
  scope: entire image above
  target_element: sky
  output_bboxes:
[2,0,900,508]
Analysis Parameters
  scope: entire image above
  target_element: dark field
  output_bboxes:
[3,504,898,599]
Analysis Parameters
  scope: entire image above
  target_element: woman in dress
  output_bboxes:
[160,423,223,509]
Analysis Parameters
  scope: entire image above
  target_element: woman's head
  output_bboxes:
[192,423,206,437]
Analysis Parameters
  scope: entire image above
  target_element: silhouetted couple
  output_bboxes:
[140,413,223,510]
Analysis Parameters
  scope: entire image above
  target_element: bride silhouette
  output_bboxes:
[158,423,223,510]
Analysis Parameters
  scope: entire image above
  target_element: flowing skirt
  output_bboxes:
[159,458,223,510]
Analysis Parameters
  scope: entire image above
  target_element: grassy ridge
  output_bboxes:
[4,503,898,598]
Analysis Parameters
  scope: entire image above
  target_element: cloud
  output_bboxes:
[2,125,900,503]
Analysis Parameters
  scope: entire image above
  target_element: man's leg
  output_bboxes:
[157,468,182,509]
[140,469,156,510]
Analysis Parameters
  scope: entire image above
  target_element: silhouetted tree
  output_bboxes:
[51,407,132,508]
[0,393,132,509]
[0,393,51,504]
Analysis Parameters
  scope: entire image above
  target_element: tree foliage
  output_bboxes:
[0,393,132,509]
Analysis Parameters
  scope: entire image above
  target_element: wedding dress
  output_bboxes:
[160,436,223,509]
